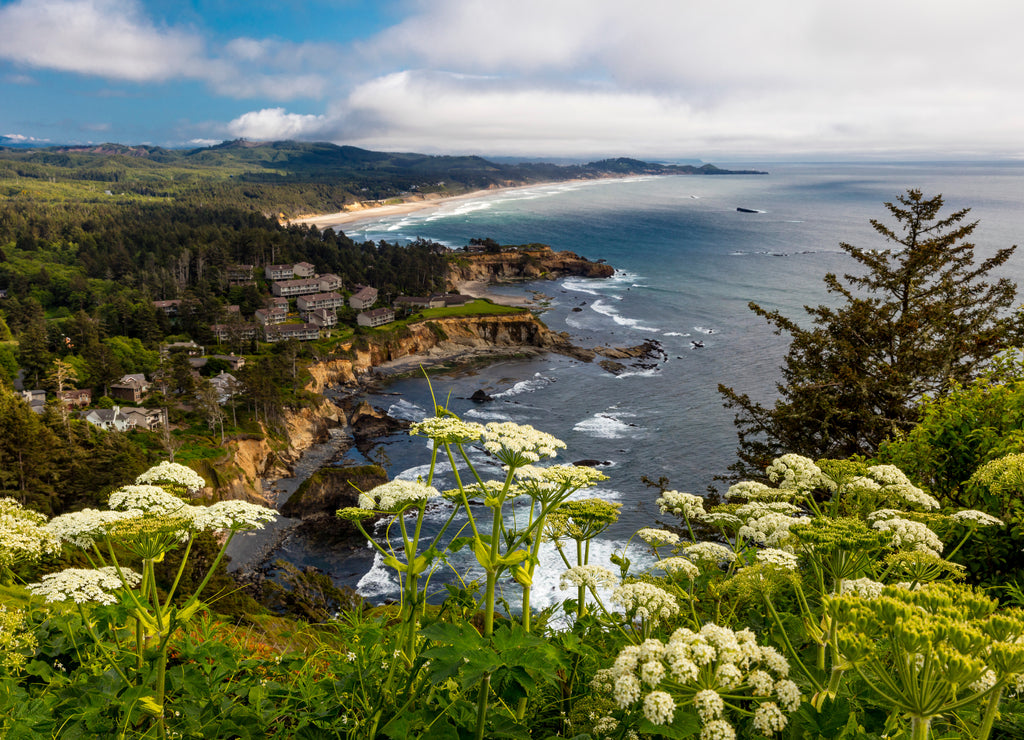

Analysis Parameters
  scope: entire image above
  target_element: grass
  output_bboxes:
[414,299,527,320]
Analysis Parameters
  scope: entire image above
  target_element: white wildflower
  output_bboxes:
[592,716,618,737]
[136,462,207,494]
[841,577,886,599]
[656,557,701,581]
[752,702,788,733]
[637,528,681,547]
[559,564,619,591]
[767,454,830,492]
[756,548,800,570]
[738,512,796,548]
[952,510,1004,527]
[700,719,736,740]
[643,690,675,725]
[27,566,141,605]
[748,669,775,695]
[640,659,666,687]
[481,422,566,465]
[191,500,277,532]
[109,485,189,516]
[0,499,60,569]
[46,508,142,549]
[409,416,485,443]
[725,481,777,501]
[873,517,943,556]
[866,508,903,523]
[610,582,680,624]
[613,673,641,708]
[759,646,790,676]
[694,689,724,722]
[591,668,616,694]
[684,542,737,565]
[715,662,743,689]
[703,511,742,528]
[774,679,802,712]
[656,490,706,519]
[970,669,998,694]
[358,480,441,513]
[638,638,667,662]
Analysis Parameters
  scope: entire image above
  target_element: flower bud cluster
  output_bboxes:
[596,623,801,736]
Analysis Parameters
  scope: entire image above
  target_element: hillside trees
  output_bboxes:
[719,189,1021,474]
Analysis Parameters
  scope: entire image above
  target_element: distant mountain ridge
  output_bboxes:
[0,139,766,216]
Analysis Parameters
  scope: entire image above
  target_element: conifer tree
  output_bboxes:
[719,189,1021,475]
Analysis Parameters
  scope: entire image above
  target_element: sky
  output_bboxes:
[1,0,1023,161]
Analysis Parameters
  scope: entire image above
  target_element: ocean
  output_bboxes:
[243,162,1024,610]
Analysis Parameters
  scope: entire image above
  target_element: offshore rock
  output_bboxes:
[445,245,615,286]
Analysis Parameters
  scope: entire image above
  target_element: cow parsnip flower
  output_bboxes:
[767,454,831,492]
[481,422,566,466]
[643,690,676,725]
[135,462,207,494]
[409,416,485,444]
[636,528,681,547]
[0,605,36,671]
[109,485,190,516]
[0,498,60,569]
[358,480,441,513]
[872,517,943,556]
[560,564,619,591]
[657,490,706,519]
[756,548,799,570]
[951,509,1004,527]
[28,566,142,605]
[683,542,737,566]
[610,582,681,624]
[46,508,143,549]
[656,557,701,580]
[191,500,277,531]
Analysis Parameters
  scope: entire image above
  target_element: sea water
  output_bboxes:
[267,162,1024,608]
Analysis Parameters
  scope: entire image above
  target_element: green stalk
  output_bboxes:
[910,715,930,740]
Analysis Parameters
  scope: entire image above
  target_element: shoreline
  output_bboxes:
[287,178,596,230]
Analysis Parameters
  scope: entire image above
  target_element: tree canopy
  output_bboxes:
[720,189,1022,475]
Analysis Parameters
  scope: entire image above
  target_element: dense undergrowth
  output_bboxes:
[6,359,1024,740]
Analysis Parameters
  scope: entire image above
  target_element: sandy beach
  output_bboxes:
[288,180,574,230]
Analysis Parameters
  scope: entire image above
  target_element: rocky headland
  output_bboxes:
[446,245,614,286]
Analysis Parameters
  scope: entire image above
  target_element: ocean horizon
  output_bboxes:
[244,161,1024,608]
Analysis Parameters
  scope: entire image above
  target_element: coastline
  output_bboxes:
[288,179,587,230]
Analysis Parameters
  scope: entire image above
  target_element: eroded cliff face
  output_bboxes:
[445,246,614,286]
[303,313,590,393]
[210,397,346,503]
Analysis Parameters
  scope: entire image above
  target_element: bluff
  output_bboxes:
[445,245,614,286]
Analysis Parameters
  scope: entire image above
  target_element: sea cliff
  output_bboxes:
[445,245,614,287]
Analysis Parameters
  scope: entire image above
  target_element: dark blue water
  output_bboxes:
[263,163,1024,606]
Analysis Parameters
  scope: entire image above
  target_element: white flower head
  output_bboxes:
[27,566,141,605]
[656,557,701,581]
[952,509,1004,527]
[135,462,207,494]
[358,480,441,513]
[559,564,619,591]
[700,719,736,740]
[191,500,276,532]
[636,528,681,548]
[752,702,788,733]
[873,517,943,556]
[409,416,485,444]
[684,542,737,566]
[610,582,680,624]
[46,508,142,549]
[481,422,566,466]
[0,499,60,569]
[643,690,675,725]
[840,577,886,599]
[756,548,800,570]
[109,485,189,516]
[767,454,830,492]
[657,490,706,519]
[694,688,724,722]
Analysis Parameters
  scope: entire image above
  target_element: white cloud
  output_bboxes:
[226,107,327,140]
[0,0,332,99]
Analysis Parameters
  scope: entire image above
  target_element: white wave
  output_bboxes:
[574,411,645,439]
[591,300,660,332]
[387,398,428,421]
[664,331,690,337]
[464,408,514,421]
[356,550,400,599]
[564,314,584,329]
[693,326,717,335]
[615,368,660,379]
[492,372,555,398]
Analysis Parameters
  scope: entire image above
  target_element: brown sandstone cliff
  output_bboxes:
[445,246,614,287]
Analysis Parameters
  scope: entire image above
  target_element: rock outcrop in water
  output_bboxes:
[445,245,614,286]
